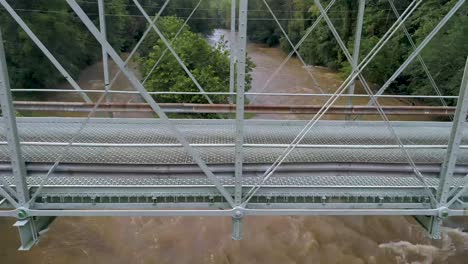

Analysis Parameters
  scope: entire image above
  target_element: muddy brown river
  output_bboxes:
[1,29,467,263]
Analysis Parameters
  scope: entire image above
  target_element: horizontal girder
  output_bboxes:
[12,101,457,116]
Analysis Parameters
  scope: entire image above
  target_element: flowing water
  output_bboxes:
[1,29,467,263]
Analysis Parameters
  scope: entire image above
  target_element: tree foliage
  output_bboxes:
[0,0,139,99]
[139,16,253,106]
[246,0,468,103]
[0,0,99,93]
[0,0,223,99]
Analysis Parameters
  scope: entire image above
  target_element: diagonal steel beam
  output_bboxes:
[0,186,18,208]
[65,0,235,207]
[242,0,424,205]
[446,174,468,208]
[261,0,320,90]
[0,175,17,204]
[314,0,437,204]
[20,1,205,206]
[131,0,214,104]
[0,0,92,103]
[0,0,126,206]
[369,0,466,102]
[26,0,203,207]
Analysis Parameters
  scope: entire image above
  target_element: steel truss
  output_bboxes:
[0,0,467,249]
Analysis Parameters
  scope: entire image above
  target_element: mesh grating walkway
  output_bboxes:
[0,118,467,165]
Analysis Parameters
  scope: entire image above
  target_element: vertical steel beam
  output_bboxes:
[98,0,111,109]
[232,0,248,240]
[229,0,237,104]
[235,0,247,209]
[430,57,468,238]
[347,0,365,111]
[0,27,28,206]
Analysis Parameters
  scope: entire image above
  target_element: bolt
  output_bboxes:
[233,207,244,219]
[438,206,450,219]
[17,209,27,219]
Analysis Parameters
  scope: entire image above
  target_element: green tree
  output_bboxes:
[0,0,99,95]
[0,0,136,99]
[139,16,254,107]
[400,0,468,103]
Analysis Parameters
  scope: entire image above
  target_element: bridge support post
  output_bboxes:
[232,209,244,240]
[14,212,56,251]
[429,57,468,238]
[346,0,365,119]
[0,27,56,250]
[232,0,248,240]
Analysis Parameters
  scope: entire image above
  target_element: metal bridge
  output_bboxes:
[0,0,467,250]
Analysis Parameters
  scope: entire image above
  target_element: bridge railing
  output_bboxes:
[0,0,467,249]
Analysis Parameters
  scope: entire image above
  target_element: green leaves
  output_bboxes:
[1,0,134,97]
[140,16,253,108]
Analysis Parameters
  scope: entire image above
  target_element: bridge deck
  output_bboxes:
[1,118,467,164]
[1,118,467,207]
